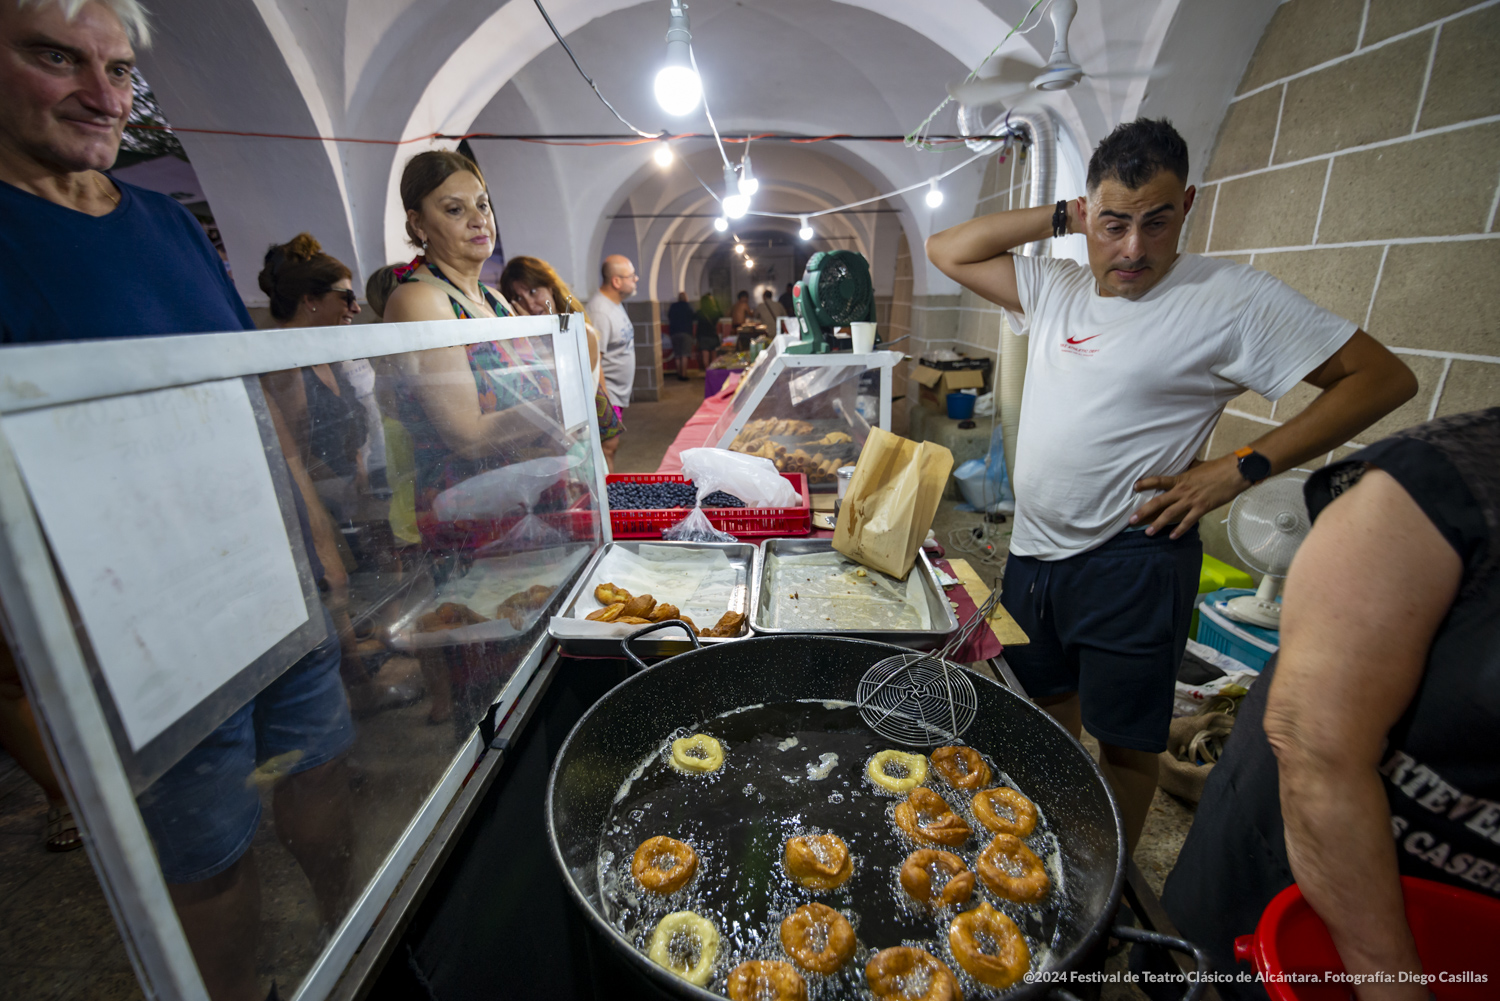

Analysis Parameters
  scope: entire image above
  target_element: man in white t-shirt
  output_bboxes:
[586,254,638,467]
[927,118,1416,855]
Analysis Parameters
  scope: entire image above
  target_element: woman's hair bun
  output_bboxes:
[283,233,323,263]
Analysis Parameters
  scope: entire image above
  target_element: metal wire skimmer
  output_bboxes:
[855,585,1003,746]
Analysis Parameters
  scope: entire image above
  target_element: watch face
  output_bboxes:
[1240,451,1271,482]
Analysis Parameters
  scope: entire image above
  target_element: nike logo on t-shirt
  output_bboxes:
[1065,334,1102,345]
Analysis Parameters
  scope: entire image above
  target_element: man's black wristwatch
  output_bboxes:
[1052,199,1069,238]
[1235,447,1271,484]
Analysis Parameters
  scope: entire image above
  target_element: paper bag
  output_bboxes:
[833,428,953,579]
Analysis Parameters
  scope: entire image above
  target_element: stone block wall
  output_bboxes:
[1185,0,1499,569]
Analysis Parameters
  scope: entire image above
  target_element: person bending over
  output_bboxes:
[925,117,1416,855]
[1160,408,1499,998]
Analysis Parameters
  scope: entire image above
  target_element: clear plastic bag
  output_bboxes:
[661,505,737,543]
[679,447,799,508]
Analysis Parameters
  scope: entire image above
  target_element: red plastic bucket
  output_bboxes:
[1234,876,1500,1000]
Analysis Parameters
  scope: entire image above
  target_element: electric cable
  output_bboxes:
[531,0,660,140]
[688,44,733,169]
[906,0,1050,149]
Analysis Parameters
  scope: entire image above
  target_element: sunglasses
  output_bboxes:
[320,288,357,308]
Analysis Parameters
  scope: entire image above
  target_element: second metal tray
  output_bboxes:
[749,539,959,650]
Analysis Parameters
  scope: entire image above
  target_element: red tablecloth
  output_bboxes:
[656,372,741,474]
[932,557,1003,663]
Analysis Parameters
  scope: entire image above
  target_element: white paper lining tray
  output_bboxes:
[549,541,757,658]
[749,539,959,651]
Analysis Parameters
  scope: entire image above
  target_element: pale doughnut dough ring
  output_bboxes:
[866,749,928,793]
[670,733,724,773]
[647,910,720,986]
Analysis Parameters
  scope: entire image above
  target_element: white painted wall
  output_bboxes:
[133,0,1279,309]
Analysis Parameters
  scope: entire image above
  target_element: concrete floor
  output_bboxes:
[613,369,714,474]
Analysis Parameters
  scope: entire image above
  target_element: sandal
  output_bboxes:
[45,803,83,852]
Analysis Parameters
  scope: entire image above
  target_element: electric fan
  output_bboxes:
[1222,473,1312,630]
[788,250,875,355]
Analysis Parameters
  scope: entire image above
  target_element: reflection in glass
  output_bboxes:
[124,332,597,998]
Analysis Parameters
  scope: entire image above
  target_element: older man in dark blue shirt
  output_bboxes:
[0,0,250,342]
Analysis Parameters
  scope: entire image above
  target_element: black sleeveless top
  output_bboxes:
[1160,408,1500,994]
[1305,408,1500,892]
[302,365,365,480]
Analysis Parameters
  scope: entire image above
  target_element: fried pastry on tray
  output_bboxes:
[594,582,632,605]
[586,602,625,622]
[618,615,652,624]
[699,609,745,638]
[648,603,680,622]
[621,594,657,619]
[415,602,486,631]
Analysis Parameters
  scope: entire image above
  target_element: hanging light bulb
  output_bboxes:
[654,1,702,116]
[798,216,813,241]
[738,148,759,196]
[653,143,674,167]
[721,164,750,219]
[713,216,728,232]
[925,180,945,208]
[734,242,745,255]
[744,257,754,269]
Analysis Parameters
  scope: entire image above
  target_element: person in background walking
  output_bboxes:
[667,290,696,382]
[695,293,722,374]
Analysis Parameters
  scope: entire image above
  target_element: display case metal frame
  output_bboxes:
[0,315,605,1001]
[710,332,901,451]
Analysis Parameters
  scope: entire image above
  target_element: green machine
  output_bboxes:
[788,249,876,354]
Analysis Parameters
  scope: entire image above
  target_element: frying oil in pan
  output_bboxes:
[597,700,1066,998]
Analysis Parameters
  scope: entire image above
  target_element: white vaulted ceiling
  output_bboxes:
[135,0,1281,305]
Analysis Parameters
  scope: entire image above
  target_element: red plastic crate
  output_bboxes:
[607,472,810,539]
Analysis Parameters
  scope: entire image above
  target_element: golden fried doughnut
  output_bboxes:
[647,910,718,985]
[631,836,698,894]
[948,901,1030,989]
[930,746,991,790]
[899,849,975,908]
[416,602,486,631]
[726,960,807,1001]
[618,615,652,624]
[783,834,853,891]
[972,787,1038,838]
[894,787,971,847]
[670,734,724,773]
[621,594,657,618]
[594,582,632,604]
[779,903,856,974]
[867,750,928,793]
[648,602,680,622]
[586,602,624,622]
[864,946,963,1001]
[976,833,1050,903]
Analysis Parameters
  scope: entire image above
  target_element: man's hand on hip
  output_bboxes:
[1130,455,1246,538]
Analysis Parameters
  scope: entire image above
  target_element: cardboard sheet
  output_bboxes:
[5,379,309,750]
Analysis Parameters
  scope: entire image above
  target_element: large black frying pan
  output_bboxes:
[545,625,1206,1000]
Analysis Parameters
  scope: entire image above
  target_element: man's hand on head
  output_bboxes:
[1130,455,1247,538]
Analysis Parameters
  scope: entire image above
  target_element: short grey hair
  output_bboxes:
[17,0,152,47]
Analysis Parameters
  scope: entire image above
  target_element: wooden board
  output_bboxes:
[946,558,1030,646]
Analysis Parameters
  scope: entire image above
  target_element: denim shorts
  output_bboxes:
[136,608,354,883]
[999,526,1201,754]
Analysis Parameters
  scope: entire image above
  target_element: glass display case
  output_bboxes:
[707,332,900,489]
[0,315,604,1000]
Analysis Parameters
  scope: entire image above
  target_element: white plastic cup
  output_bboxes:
[850,322,876,354]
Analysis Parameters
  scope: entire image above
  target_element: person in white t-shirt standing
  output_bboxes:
[927,119,1417,856]
[586,254,639,469]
